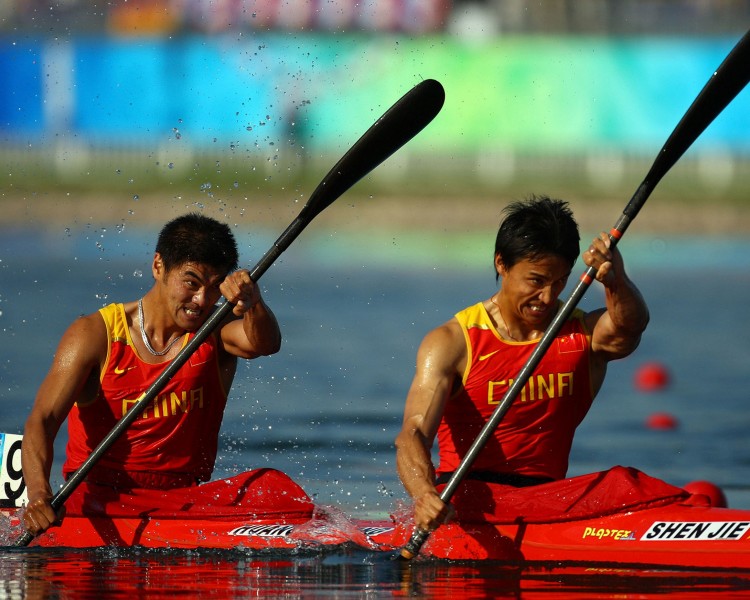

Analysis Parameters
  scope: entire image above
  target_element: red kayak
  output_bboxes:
[3,465,750,573]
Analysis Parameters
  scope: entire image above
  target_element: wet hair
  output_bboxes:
[494,195,580,279]
[155,212,239,275]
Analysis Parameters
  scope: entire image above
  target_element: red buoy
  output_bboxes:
[645,412,679,431]
[684,480,728,508]
[634,362,671,392]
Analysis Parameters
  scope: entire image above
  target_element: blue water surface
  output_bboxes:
[1,222,749,597]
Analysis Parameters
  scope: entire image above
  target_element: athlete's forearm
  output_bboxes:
[222,298,281,358]
[21,417,56,503]
[604,269,650,337]
[395,424,438,500]
[240,298,281,355]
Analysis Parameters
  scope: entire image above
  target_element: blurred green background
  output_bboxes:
[1,1,749,224]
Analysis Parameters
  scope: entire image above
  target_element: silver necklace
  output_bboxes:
[138,298,184,356]
[490,294,519,341]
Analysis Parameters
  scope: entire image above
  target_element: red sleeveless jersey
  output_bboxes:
[63,303,229,486]
[436,302,594,481]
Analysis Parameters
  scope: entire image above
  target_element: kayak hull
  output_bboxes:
[5,503,750,571]
[4,468,750,572]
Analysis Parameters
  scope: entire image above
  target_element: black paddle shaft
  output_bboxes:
[15,78,445,548]
[400,30,750,560]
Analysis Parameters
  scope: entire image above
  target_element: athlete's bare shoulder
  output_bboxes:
[417,317,466,375]
[57,310,110,363]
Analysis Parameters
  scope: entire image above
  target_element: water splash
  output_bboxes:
[290,504,381,550]
[0,509,24,546]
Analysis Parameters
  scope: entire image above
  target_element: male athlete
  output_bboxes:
[395,196,649,530]
[22,212,281,535]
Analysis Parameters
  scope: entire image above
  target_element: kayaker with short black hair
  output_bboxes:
[21,212,282,536]
[395,196,650,532]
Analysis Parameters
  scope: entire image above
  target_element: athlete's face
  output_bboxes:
[495,253,571,328]
[154,256,226,331]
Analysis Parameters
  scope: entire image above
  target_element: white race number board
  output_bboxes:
[0,433,27,507]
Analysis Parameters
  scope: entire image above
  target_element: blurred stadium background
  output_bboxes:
[1,1,749,230]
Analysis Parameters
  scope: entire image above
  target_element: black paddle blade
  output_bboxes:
[248,78,445,282]
[625,28,750,221]
[300,78,445,222]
